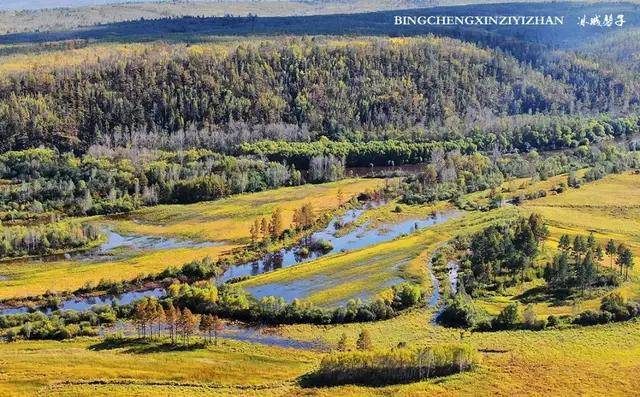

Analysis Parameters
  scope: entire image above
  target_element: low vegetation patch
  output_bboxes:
[301,344,479,386]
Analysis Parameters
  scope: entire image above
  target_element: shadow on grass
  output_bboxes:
[515,285,573,307]
[297,373,411,388]
[89,338,206,354]
[297,368,464,388]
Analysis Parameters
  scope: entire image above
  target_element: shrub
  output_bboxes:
[437,294,480,328]
[491,303,522,330]
[309,239,333,253]
[546,315,560,328]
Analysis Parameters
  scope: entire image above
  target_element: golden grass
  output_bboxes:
[469,172,640,316]
[0,179,381,299]
[523,173,640,279]
[0,337,315,397]
[107,179,382,244]
[2,313,638,396]
[0,244,236,299]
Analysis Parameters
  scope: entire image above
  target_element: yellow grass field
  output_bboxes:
[1,173,639,397]
[523,172,640,299]
[107,179,382,244]
[466,172,640,317]
[0,316,638,396]
[0,179,381,299]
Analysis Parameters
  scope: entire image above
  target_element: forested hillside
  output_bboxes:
[0,36,636,153]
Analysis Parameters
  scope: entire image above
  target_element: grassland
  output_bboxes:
[1,172,640,396]
[521,172,640,307]
[466,172,640,317]
[107,179,381,244]
[0,315,638,396]
[0,179,381,299]
[0,337,316,397]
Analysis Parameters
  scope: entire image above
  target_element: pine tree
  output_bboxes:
[616,245,634,281]
[606,239,617,268]
[576,251,596,295]
[558,234,571,251]
[586,232,596,250]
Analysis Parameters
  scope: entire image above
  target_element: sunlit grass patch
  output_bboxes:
[0,179,381,299]
[0,337,315,396]
[0,244,237,299]
[107,178,383,244]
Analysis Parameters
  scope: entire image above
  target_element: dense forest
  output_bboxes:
[0,37,638,153]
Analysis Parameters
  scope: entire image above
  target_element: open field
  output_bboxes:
[0,337,316,397]
[0,179,381,299]
[0,316,638,396]
[0,244,234,300]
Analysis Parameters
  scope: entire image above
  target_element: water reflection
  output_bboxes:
[220,207,458,283]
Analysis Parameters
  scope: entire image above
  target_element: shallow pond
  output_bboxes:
[3,229,218,265]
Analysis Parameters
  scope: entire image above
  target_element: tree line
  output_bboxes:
[166,281,423,326]
[401,139,640,209]
[132,297,224,347]
[0,148,344,217]
[1,305,117,341]
[544,235,633,294]
[241,115,640,168]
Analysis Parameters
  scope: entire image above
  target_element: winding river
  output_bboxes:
[1,205,460,347]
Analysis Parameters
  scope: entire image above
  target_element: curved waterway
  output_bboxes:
[221,208,458,283]
[0,207,459,316]
[429,256,461,322]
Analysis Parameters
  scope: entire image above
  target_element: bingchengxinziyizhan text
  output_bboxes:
[394,15,565,26]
